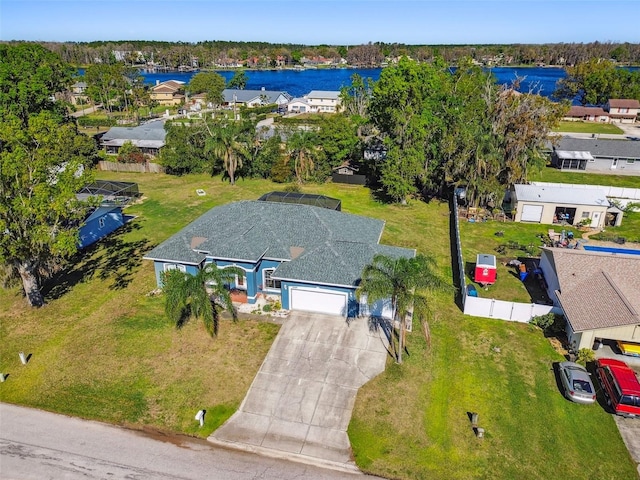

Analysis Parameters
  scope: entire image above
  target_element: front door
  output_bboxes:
[591,211,601,228]
[611,158,618,169]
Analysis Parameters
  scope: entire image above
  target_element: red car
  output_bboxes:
[595,358,640,418]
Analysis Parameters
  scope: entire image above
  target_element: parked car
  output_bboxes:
[558,361,596,404]
[595,358,640,418]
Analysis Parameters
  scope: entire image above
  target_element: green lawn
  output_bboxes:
[553,121,624,134]
[0,172,636,479]
[531,167,640,189]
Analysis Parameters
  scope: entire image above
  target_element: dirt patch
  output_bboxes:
[547,336,569,357]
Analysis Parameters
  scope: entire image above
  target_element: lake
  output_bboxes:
[78,66,638,103]
[138,66,567,100]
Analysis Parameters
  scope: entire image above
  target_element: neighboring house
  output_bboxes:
[222,89,292,108]
[604,99,640,124]
[563,106,610,123]
[512,184,610,228]
[539,247,640,350]
[150,80,185,106]
[287,97,311,113]
[78,205,125,248]
[70,81,89,106]
[143,200,415,318]
[332,162,366,185]
[100,121,167,157]
[550,137,640,175]
[288,90,341,113]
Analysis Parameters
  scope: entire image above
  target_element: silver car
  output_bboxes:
[558,361,597,404]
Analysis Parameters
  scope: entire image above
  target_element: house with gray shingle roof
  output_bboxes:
[100,121,166,157]
[539,247,640,350]
[222,89,292,108]
[143,200,415,317]
[550,137,640,175]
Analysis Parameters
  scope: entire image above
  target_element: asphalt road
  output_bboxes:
[0,403,370,480]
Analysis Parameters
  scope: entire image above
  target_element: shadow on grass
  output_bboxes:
[449,194,464,310]
[42,220,156,300]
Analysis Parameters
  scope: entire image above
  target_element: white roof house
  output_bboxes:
[513,184,611,227]
[287,90,341,113]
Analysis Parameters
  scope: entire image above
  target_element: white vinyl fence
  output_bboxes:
[452,194,562,324]
[463,296,562,323]
[531,181,640,209]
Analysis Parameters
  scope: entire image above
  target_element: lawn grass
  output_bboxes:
[591,209,640,243]
[553,121,624,134]
[530,166,640,189]
[0,172,636,479]
[458,217,558,302]
[349,296,637,480]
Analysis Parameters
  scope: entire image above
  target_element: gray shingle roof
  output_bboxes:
[514,184,609,207]
[553,138,640,159]
[306,90,340,99]
[222,89,291,104]
[144,201,415,285]
[542,247,640,332]
[101,122,167,142]
[273,241,414,287]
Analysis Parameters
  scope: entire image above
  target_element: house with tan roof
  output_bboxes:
[605,99,639,124]
[539,247,640,350]
[150,80,185,106]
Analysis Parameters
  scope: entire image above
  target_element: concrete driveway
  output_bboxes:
[209,312,389,473]
[614,416,640,477]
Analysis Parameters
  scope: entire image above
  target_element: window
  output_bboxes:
[164,263,186,273]
[626,159,635,164]
[582,212,590,218]
[98,217,105,228]
[263,268,281,290]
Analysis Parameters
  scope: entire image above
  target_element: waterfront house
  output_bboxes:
[605,99,639,124]
[150,80,185,106]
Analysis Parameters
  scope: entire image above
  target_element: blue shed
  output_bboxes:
[78,205,125,248]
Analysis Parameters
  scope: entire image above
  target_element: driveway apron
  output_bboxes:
[208,312,389,472]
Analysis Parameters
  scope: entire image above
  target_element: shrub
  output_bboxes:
[283,183,301,193]
[530,313,556,330]
[262,304,272,312]
[530,313,565,335]
[576,348,596,366]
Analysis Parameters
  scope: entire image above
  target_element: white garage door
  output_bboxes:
[521,204,543,222]
[290,288,348,317]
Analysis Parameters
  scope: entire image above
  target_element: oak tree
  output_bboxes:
[0,44,97,307]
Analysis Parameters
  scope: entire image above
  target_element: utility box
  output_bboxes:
[474,254,497,285]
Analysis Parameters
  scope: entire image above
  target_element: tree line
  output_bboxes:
[3,40,640,68]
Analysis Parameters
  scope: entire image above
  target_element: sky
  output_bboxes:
[1,0,640,46]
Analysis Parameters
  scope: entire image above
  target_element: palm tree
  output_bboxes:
[357,254,448,364]
[162,264,243,337]
[204,119,250,185]
[285,129,319,183]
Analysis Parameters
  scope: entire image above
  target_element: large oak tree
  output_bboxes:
[0,43,97,307]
